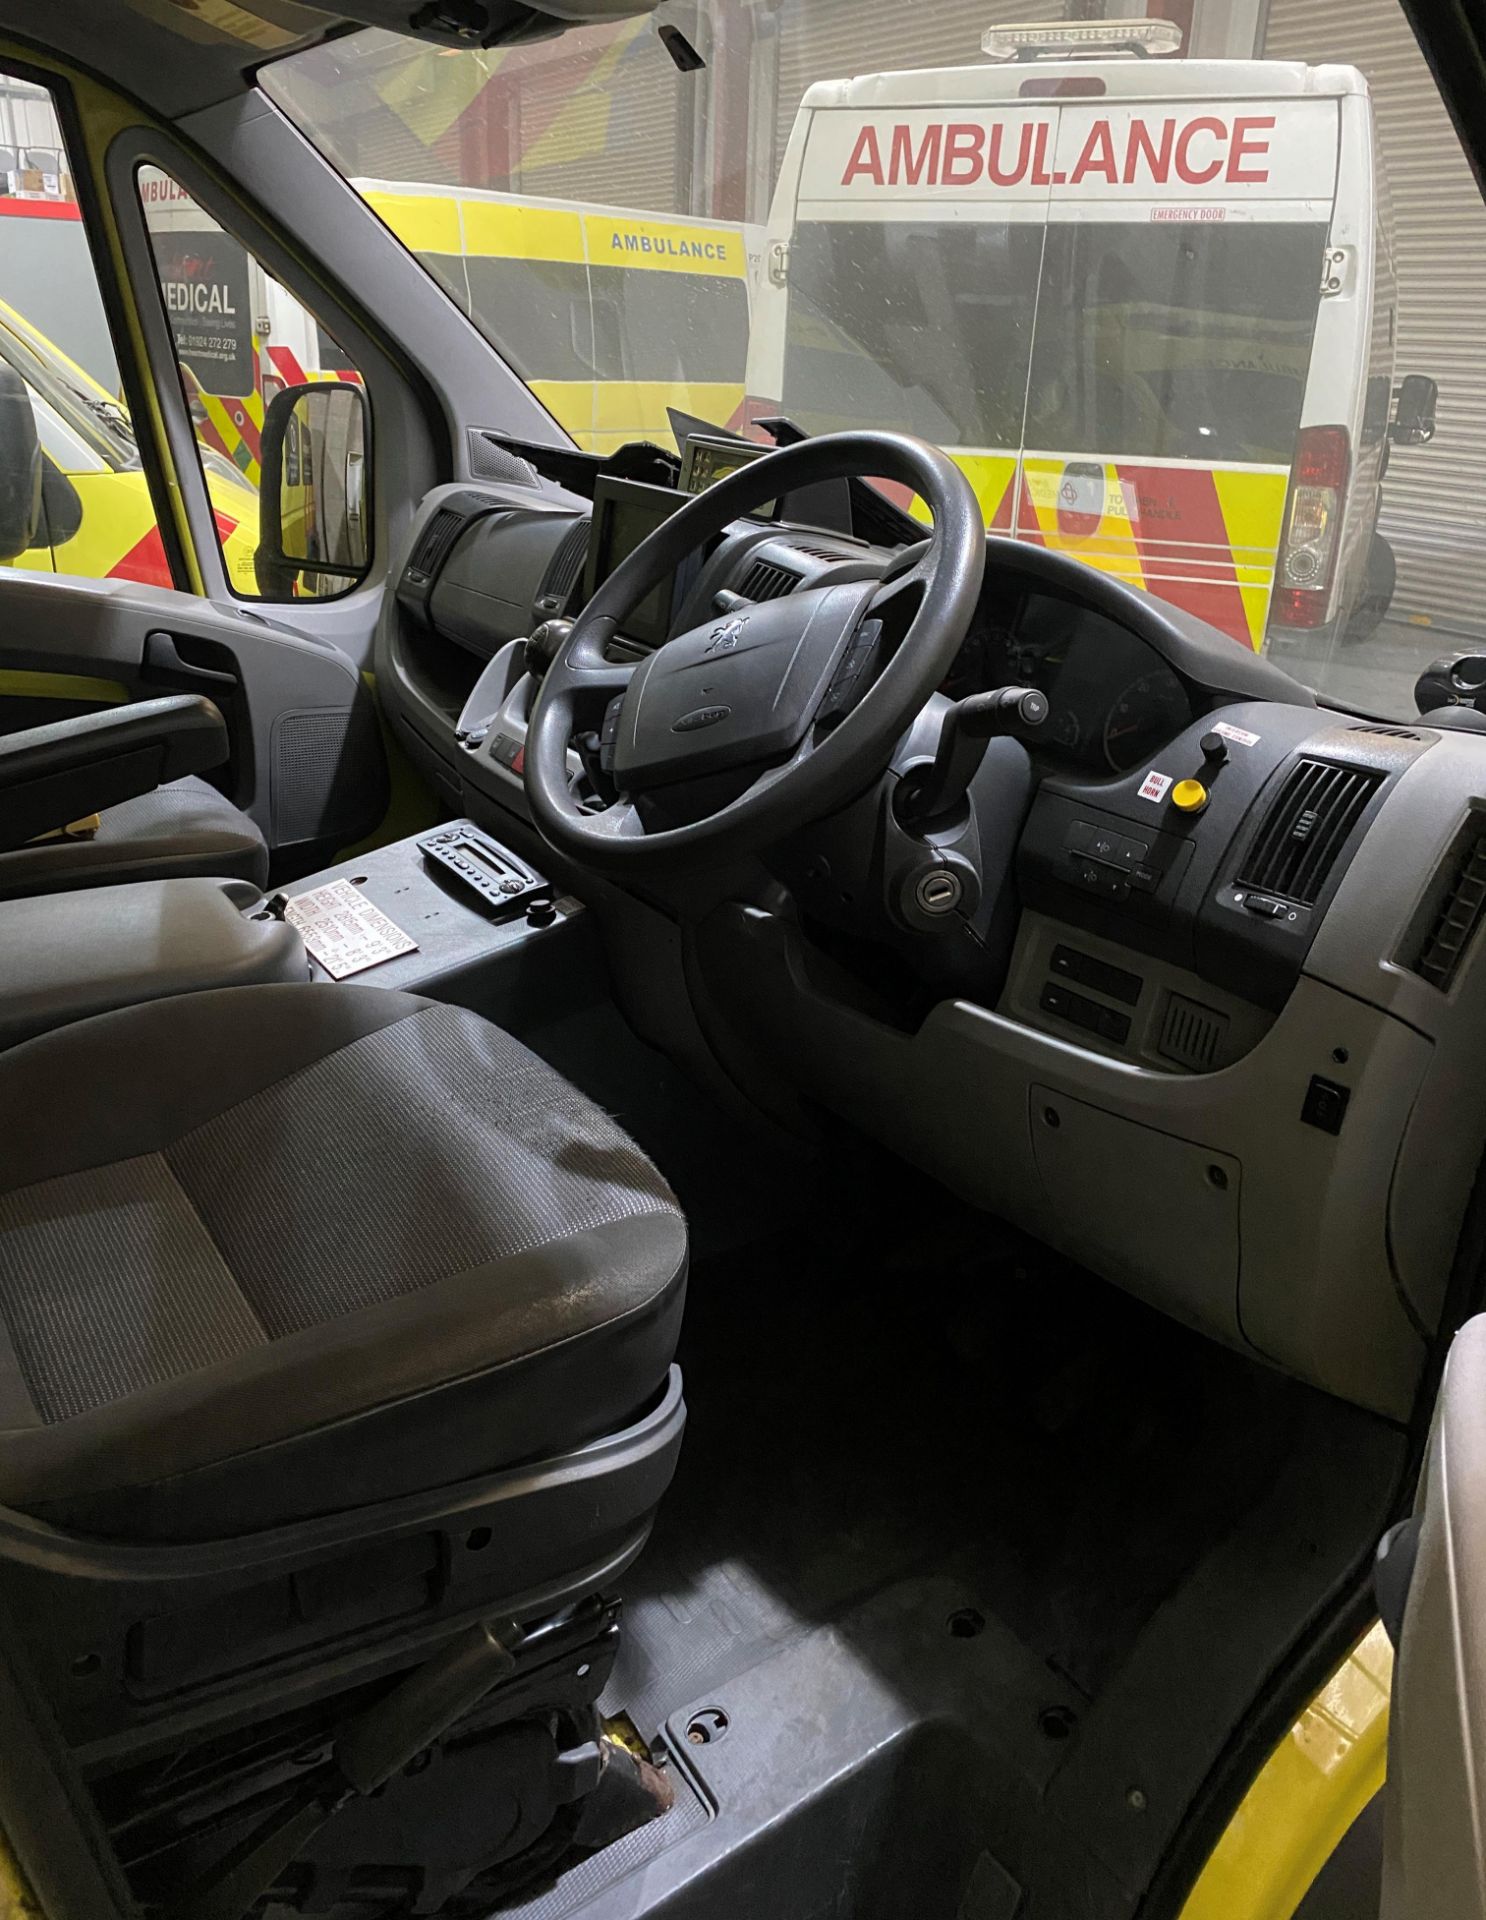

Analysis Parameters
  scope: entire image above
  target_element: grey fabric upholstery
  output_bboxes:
[0,985,687,1540]
[0,775,268,897]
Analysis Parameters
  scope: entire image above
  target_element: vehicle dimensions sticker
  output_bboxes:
[284,878,418,980]
[1138,770,1173,803]
[1213,721,1261,746]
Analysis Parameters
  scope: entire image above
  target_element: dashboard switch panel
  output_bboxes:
[1050,944,1143,1007]
[1039,981,1131,1046]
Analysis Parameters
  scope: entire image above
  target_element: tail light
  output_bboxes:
[1271,426,1350,629]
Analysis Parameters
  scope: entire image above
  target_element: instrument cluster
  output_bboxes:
[942,577,1197,776]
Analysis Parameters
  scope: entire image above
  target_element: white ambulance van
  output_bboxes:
[745,20,1439,652]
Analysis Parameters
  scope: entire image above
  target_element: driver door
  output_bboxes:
[1381,1312,1486,1916]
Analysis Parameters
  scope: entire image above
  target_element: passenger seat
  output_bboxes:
[0,774,267,898]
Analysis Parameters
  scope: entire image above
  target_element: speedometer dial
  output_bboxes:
[1102,670,1192,774]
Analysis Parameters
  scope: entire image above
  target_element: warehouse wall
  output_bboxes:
[1263,0,1486,639]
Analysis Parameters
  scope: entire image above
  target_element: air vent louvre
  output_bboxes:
[1349,724,1424,741]
[1413,822,1486,991]
[407,506,465,582]
[541,517,590,605]
[739,558,801,603]
[1158,994,1229,1072]
[1236,757,1381,907]
[784,541,851,563]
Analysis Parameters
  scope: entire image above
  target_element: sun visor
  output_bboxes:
[278,0,659,48]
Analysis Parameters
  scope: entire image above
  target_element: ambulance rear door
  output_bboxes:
[1022,91,1340,647]
[776,90,1059,523]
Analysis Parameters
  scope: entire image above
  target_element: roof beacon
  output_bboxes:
[980,18,1185,61]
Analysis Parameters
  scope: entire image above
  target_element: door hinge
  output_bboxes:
[1320,247,1351,297]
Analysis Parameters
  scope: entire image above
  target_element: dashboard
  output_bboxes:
[376,468,1486,1428]
[941,579,1197,776]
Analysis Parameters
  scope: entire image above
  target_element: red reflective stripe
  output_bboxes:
[108,526,173,589]
[220,399,262,462]
[1123,464,1249,644]
[267,344,308,387]
[1013,472,1046,545]
[0,195,81,220]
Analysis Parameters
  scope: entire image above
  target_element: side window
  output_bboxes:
[135,167,371,601]
[0,71,173,588]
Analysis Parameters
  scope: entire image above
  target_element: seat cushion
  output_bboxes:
[0,775,268,898]
[0,985,686,1540]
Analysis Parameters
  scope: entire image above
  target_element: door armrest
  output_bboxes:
[0,695,229,853]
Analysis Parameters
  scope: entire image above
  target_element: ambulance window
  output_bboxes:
[134,167,369,601]
[592,270,749,385]
[782,221,1043,446]
[1025,223,1328,466]
[462,259,599,382]
[0,70,173,593]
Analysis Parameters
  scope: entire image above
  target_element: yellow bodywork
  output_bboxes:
[0,297,259,592]
[1180,1620,1393,1920]
[362,186,752,453]
[0,1827,42,1919]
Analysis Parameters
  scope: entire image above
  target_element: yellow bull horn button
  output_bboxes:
[1171,778,1210,814]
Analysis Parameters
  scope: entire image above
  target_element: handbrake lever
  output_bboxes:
[897,686,1048,833]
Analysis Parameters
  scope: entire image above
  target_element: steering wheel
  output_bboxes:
[524,431,986,875]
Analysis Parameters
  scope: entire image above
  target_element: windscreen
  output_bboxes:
[263,1,1486,717]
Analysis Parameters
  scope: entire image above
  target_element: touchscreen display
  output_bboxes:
[583,477,689,647]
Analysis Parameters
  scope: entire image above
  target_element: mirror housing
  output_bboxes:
[1391,374,1439,447]
[40,460,83,546]
[255,381,370,600]
[0,362,43,561]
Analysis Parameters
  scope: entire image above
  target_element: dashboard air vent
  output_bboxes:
[406,506,465,583]
[539,517,590,608]
[1348,724,1425,742]
[740,558,801,603]
[1237,757,1381,907]
[1411,819,1486,992]
[784,541,851,563]
[1158,994,1229,1072]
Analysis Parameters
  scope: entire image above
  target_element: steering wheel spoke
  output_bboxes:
[866,554,933,633]
[553,643,635,704]
[750,727,821,798]
[581,794,645,840]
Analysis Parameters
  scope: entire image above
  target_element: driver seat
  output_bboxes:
[0,982,687,1903]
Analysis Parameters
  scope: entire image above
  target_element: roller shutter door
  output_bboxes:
[772,0,1039,167]
[1265,0,1486,639]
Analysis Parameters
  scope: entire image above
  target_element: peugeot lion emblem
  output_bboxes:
[703,616,748,655]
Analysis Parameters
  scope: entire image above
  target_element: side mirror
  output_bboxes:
[0,362,42,562]
[1391,374,1438,447]
[255,380,370,599]
[40,460,83,546]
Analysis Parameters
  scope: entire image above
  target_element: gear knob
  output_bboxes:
[524,618,573,681]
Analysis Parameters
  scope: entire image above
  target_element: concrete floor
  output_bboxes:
[1269,614,1483,720]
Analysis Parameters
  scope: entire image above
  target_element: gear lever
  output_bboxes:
[524,618,574,681]
[897,686,1048,832]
